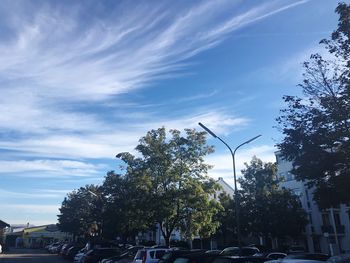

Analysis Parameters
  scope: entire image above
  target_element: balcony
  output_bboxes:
[321,225,345,235]
[336,224,345,234]
[321,225,334,233]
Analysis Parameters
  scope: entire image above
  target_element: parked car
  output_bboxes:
[212,256,271,263]
[206,250,223,255]
[327,254,350,263]
[265,253,330,263]
[74,248,89,263]
[50,243,64,254]
[159,250,202,263]
[65,245,85,260]
[60,243,74,256]
[46,242,60,252]
[287,247,306,254]
[220,247,260,257]
[101,246,145,263]
[283,253,330,261]
[254,252,287,260]
[83,248,121,263]
[133,248,171,263]
[172,251,216,263]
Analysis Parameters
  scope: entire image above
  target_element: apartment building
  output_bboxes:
[276,152,350,254]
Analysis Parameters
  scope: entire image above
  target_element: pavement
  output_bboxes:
[0,248,65,262]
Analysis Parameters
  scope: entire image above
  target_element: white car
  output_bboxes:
[265,253,330,263]
[133,248,170,263]
[74,249,87,263]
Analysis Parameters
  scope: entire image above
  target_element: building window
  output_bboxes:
[309,213,313,225]
[312,237,321,252]
[333,213,341,226]
[322,213,330,225]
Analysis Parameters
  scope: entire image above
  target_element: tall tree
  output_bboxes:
[276,3,350,208]
[215,192,237,246]
[101,171,151,241]
[58,184,102,239]
[117,127,222,247]
[239,157,307,245]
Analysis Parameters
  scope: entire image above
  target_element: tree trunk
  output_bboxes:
[164,235,171,247]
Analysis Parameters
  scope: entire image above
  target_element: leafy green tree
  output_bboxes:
[117,127,222,247]
[215,192,236,246]
[276,3,350,208]
[58,184,102,239]
[239,157,307,245]
[101,171,152,241]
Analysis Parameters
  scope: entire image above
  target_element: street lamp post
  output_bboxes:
[198,122,261,248]
[88,190,103,239]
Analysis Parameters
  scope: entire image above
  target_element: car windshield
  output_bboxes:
[221,248,240,256]
[135,250,146,260]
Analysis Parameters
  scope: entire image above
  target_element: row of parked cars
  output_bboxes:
[46,242,350,263]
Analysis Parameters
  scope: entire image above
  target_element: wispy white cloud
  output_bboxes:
[0,0,308,102]
[0,188,65,198]
[0,0,311,224]
[0,110,248,161]
[0,0,308,145]
[0,159,103,177]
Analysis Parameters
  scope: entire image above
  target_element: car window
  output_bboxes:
[212,258,233,263]
[135,251,146,260]
[268,254,286,260]
[162,252,172,260]
[174,258,190,263]
[221,248,239,256]
[149,251,155,258]
[155,250,166,259]
[241,248,259,256]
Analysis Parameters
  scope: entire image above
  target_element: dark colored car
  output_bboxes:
[284,253,330,261]
[254,252,287,260]
[220,247,260,257]
[172,252,217,263]
[83,248,121,263]
[211,256,270,263]
[159,250,199,263]
[101,246,145,263]
[65,245,85,260]
[60,243,74,256]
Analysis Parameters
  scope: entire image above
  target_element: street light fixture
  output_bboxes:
[87,189,103,238]
[198,122,261,247]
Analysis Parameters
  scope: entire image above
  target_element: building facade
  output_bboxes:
[275,152,350,254]
[4,224,71,248]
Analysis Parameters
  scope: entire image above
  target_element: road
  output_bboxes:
[0,248,66,263]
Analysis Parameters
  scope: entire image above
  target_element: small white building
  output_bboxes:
[275,152,350,254]
[216,177,235,198]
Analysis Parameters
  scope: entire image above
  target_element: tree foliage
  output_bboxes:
[276,3,350,208]
[215,192,237,246]
[239,157,307,242]
[117,127,222,246]
[57,184,102,238]
[101,171,151,241]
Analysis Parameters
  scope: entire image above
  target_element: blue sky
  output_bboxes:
[0,0,341,225]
